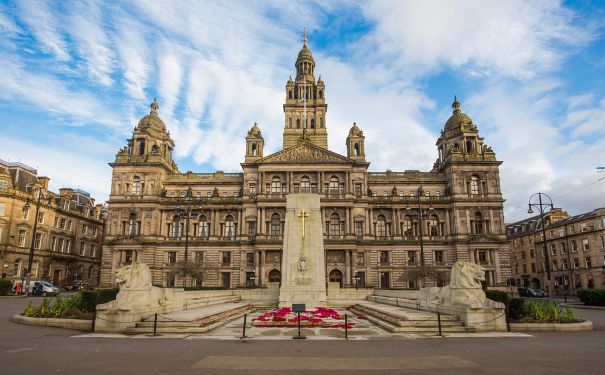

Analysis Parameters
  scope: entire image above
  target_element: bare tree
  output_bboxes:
[174,259,204,287]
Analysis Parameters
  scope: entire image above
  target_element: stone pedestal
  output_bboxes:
[279,194,327,308]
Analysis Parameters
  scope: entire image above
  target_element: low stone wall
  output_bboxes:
[235,283,280,305]
[12,314,92,331]
[373,289,419,299]
[510,320,593,332]
[327,285,374,306]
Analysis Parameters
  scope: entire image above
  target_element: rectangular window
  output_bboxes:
[379,251,389,265]
[51,237,57,251]
[222,252,231,265]
[585,256,592,268]
[600,236,605,249]
[562,258,569,270]
[552,260,558,271]
[167,251,177,264]
[559,228,564,237]
[354,183,362,197]
[571,240,578,252]
[18,230,27,247]
[54,217,59,227]
[573,258,579,269]
[82,225,88,234]
[246,252,255,266]
[66,239,71,253]
[0,179,7,192]
[22,207,29,220]
[434,250,444,265]
[560,243,566,254]
[355,221,364,238]
[68,220,72,231]
[478,250,488,264]
[583,238,590,251]
[248,222,256,238]
[356,252,364,265]
[531,263,536,273]
[194,251,203,265]
[80,242,86,255]
[523,264,527,273]
[550,244,556,255]
[37,212,44,224]
[407,251,417,265]
[249,184,256,195]
[90,244,96,257]
[34,233,42,249]
[0,203,5,216]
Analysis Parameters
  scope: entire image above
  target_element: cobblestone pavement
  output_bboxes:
[1,297,604,374]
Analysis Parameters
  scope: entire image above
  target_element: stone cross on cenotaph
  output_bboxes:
[279,194,327,308]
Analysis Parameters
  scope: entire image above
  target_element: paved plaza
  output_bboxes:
[1,297,605,374]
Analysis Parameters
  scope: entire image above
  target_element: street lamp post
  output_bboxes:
[353,272,360,290]
[417,186,426,267]
[22,187,51,295]
[528,192,554,298]
[174,187,205,286]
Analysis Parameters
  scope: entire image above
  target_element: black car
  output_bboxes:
[518,287,548,298]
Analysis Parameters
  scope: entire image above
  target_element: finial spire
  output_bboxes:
[303,27,307,47]
[452,95,460,113]
[151,97,159,113]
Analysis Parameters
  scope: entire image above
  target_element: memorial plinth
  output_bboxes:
[279,194,327,308]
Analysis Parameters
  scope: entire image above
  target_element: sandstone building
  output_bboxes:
[0,159,105,287]
[507,207,605,293]
[100,37,510,289]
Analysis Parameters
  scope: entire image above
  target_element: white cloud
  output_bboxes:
[359,0,592,80]
[113,16,151,100]
[564,96,605,137]
[68,1,115,86]
[16,1,70,61]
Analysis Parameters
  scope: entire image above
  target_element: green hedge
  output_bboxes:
[508,298,526,320]
[0,279,12,295]
[78,288,119,312]
[577,289,605,306]
[485,290,510,305]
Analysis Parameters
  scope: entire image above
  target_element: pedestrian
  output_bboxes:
[15,283,22,295]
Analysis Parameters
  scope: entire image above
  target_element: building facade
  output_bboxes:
[0,159,105,287]
[100,37,510,289]
[507,207,605,294]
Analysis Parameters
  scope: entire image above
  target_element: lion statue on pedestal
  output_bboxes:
[426,260,503,309]
[107,261,167,311]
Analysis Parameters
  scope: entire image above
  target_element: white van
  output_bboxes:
[14,280,60,296]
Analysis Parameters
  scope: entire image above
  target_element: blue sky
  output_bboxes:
[0,0,603,221]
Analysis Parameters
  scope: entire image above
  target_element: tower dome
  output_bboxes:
[444,96,472,132]
[137,97,167,132]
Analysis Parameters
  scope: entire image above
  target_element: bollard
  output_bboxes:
[91,310,96,333]
[437,312,443,337]
[153,313,158,336]
[345,314,348,340]
[242,313,247,339]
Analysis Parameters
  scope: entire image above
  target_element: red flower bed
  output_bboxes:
[252,307,355,328]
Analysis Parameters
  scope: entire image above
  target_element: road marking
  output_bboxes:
[5,347,35,353]
[192,355,479,370]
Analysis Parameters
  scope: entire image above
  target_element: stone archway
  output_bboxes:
[329,269,343,287]
[268,269,281,282]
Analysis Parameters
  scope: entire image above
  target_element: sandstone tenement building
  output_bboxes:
[0,159,105,287]
[100,37,510,289]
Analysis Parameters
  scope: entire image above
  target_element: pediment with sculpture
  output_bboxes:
[257,142,353,165]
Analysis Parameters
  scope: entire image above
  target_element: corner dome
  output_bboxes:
[248,122,262,136]
[349,122,362,136]
[137,98,166,132]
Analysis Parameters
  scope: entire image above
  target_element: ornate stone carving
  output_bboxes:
[425,260,503,309]
[326,251,345,264]
[104,262,168,311]
[259,143,352,164]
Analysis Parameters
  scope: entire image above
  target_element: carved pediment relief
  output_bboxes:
[467,234,505,244]
[258,142,353,165]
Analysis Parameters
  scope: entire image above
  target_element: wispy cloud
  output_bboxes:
[16,1,70,61]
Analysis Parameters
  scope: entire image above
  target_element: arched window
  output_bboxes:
[224,215,235,239]
[402,215,413,237]
[271,177,282,194]
[466,138,474,153]
[269,269,281,282]
[310,119,315,129]
[296,119,300,129]
[300,176,310,193]
[270,213,281,237]
[354,143,360,156]
[473,212,483,234]
[428,214,439,236]
[129,212,138,236]
[172,215,182,238]
[198,215,209,239]
[139,139,145,155]
[330,213,341,236]
[470,176,479,195]
[132,176,141,196]
[329,176,339,195]
[288,90,293,99]
[251,143,257,156]
[13,259,22,277]
[376,215,387,237]
[319,90,323,99]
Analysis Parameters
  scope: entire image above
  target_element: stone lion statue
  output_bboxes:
[426,260,503,309]
[108,262,167,311]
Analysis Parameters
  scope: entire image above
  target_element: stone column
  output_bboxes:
[345,250,351,286]
[494,249,500,283]
[255,251,261,287]
[260,250,266,287]
[345,208,350,236]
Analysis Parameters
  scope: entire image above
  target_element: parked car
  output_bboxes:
[518,287,548,298]
[13,280,60,296]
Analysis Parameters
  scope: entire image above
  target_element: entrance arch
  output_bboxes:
[268,269,281,282]
[329,269,343,287]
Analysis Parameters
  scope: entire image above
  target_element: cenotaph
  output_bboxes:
[279,194,327,308]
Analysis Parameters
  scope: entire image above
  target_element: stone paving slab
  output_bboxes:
[146,302,249,322]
